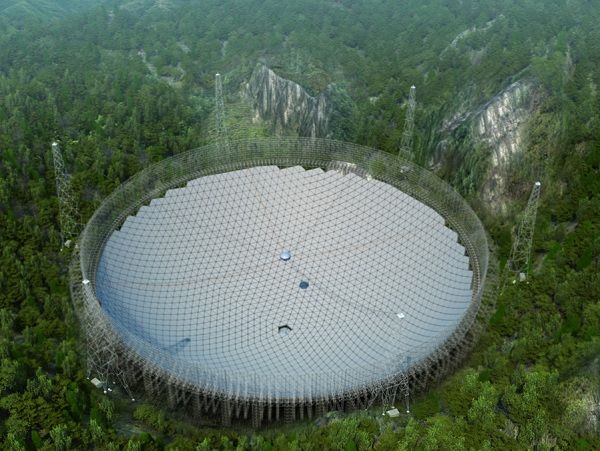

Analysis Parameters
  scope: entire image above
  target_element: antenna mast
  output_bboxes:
[215,73,230,151]
[51,141,79,247]
[399,85,416,160]
[508,181,541,281]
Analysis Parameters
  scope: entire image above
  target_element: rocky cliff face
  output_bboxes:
[474,81,534,210]
[243,64,333,138]
[245,63,536,213]
[433,80,538,213]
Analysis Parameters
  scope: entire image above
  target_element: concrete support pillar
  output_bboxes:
[307,404,313,419]
[193,393,202,421]
[284,405,295,423]
[315,402,325,418]
[251,403,264,428]
[143,371,158,397]
[167,384,177,409]
[221,400,232,426]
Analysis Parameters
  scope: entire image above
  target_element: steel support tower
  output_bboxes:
[215,73,230,151]
[51,141,79,247]
[399,85,417,160]
[508,181,541,280]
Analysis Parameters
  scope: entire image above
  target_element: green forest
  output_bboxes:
[0,0,599,449]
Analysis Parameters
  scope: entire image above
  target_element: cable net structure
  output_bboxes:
[72,137,489,426]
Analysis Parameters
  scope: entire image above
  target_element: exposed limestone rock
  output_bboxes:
[474,81,535,210]
[243,64,333,138]
[432,80,538,213]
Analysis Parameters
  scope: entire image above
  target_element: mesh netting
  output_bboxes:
[73,137,489,422]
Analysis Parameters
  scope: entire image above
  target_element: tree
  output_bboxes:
[421,415,467,451]
[0,358,22,395]
[49,424,72,451]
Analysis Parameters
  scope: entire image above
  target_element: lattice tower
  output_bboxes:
[70,262,135,400]
[399,85,417,160]
[51,141,79,247]
[508,181,541,279]
[215,73,230,151]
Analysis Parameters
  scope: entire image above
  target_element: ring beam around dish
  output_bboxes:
[95,165,473,399]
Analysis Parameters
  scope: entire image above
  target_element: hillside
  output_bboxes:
[0,0,598,449]
[0,0,102,33]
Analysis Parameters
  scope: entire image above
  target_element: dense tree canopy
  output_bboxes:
[0,0,598,449]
